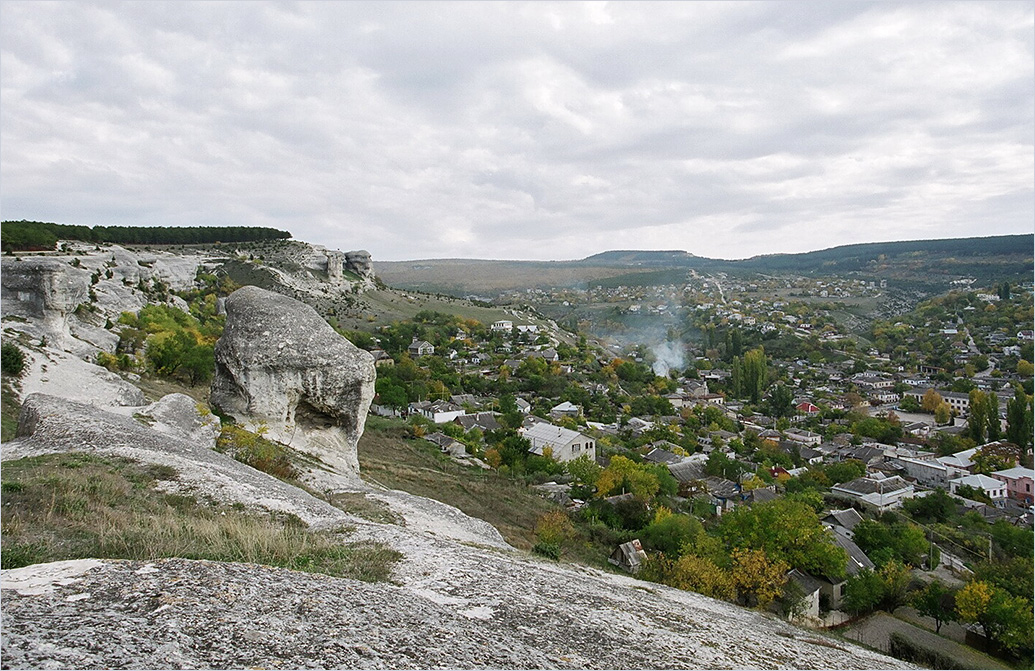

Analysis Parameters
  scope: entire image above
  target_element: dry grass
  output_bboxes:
[358,417,558,550]
[0,452,401,582]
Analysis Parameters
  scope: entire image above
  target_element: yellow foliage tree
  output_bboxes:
[670,554,736,601]
[730,548,789,609]
[955,580,993,624]
[922,389,944,413]
[595,455,660,500]
[484,447,502,469]
[534,510,575,547]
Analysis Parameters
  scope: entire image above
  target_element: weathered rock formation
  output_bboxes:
[0,257,90,346]
[210,285,376,476]
[17,347,145,408]
[325,249,345,282]
[345,249,374,283]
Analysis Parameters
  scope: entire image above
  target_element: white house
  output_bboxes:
[784,428,822,446]
[521,422,596,463]
[898,456,966,489]
[407,338,434,357]
[491,320,513,332]
[937,447,979,473]
[409,400,465,424]
[831,476,914,512]
[950,473,1008,507]
[550,401,581,419]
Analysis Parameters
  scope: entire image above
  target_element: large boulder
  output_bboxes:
[210,286,375,475]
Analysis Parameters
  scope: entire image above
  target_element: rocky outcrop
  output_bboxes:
[1,257,91,346]
[345,249,375,284]
[0,551,913,670]
[17,347,145,408]
[124,393,222,449]
[210,286,376,476]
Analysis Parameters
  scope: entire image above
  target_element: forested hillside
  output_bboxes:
[1,220,291,252]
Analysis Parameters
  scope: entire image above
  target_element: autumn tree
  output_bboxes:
[533,510,576,559]
[642,553,736,601]
[956,581,1035,656]
[922,389,944,413]
[730,548,789,609]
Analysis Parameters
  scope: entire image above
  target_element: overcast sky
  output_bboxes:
[2,1,1032,262]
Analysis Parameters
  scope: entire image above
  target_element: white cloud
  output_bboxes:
[1,1,1031,261]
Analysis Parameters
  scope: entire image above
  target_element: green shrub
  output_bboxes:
[217,425,298,480]
[1,342,25,376]
[532,541,561,560]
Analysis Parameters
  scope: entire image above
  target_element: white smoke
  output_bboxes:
[651,341,685,377]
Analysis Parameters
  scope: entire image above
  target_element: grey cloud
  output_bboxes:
[1,1,1031,262]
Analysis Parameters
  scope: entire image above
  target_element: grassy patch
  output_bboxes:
[1,376,20,442]
[358,418,559,551]
[216,424,299,480]
[322,491,405,526]
[0,452,401,582]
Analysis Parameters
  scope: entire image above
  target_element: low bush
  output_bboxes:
[217,424,298,480]
[1,342,25,376]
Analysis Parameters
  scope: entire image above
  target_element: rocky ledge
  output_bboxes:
[1,555,913,670]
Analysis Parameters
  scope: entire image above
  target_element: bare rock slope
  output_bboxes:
[1,552,913,670]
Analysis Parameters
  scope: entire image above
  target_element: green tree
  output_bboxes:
[715,499,847,579]
[842,568,885,615]
[742,347,768,404]
[1,342,25,376]
[640,509,705,557]
[596,456,660,501]
[852,519,929,568]
[971,442,1021,475]
[913,580,957,633]
[902,488,956,523]
[1005,385,1032,450]
[767,382,794,418]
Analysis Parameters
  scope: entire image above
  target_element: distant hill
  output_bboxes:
[377,234,1033,295]
[579,250,701,266]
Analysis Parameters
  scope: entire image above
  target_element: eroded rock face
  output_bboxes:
[210,286,375,474]
[0,258,90,345]
[344,250,374,282]
[0,555,913,670]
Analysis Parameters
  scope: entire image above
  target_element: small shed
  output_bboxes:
[609,539,648,574]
